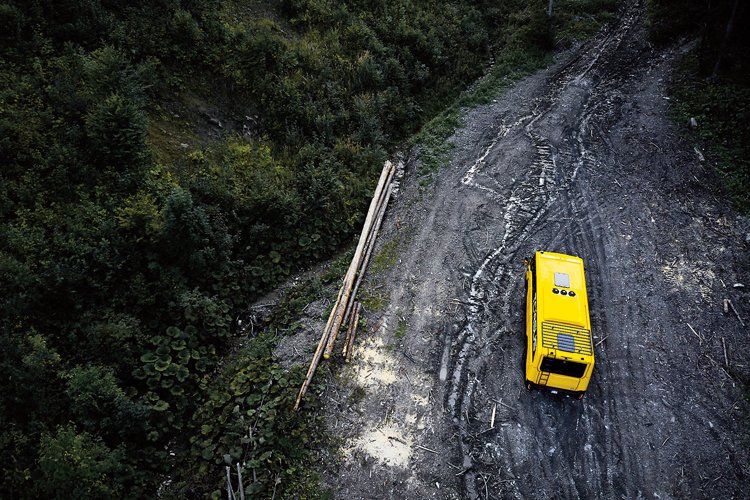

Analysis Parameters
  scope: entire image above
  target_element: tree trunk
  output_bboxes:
[711,0,739,79]
[547,0,554,18]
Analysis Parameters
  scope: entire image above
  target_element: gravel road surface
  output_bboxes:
[320,1,750,498]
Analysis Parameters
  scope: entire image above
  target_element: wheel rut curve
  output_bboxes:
[443,3,648,497]
[324,1,750,498]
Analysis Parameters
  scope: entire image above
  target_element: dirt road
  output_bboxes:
[321,1,750,497]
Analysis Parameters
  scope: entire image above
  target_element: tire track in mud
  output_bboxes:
[324,1,749,497]
[440,2,674,497]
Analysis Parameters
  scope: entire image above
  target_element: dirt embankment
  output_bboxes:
[312,1,750,497]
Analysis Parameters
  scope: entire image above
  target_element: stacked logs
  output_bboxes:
[294,160,395,410]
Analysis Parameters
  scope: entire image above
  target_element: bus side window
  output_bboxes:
[531,265,537,359]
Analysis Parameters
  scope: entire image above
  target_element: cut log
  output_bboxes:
[295,161,394,409]
[323,161,394,358]
[293,284,348,410]
[345,303,362,363]
[341,303,358,359]
[293,318,333,410]
[342,181,394,328]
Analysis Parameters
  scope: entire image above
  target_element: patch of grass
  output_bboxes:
[147,103,202,166]
[668,52,750,213]
[359,288,389,312]
[394,318,407,339]
[553,0,618,45]
[267,245,355,330]
[370,235,401,275]
[348,386,366,405]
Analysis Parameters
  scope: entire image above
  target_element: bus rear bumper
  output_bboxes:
[526,380,585,400]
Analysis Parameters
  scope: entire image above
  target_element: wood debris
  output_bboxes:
[294,161,395,410]
[726,299,745,327]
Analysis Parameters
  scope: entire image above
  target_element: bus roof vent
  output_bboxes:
[554,272,570,288]
[558,334,576,352]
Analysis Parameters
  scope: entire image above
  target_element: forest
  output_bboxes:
[0,0,745,498]
[649,0,750,210]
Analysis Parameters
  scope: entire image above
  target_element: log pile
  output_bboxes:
[294,160,395,410]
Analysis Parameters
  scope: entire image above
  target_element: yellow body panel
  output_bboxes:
[525,251,594,397]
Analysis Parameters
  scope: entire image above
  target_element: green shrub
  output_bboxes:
[36,426,139,499]
[0,0,619,497]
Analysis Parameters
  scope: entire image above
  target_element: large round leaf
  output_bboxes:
[166,326,181,338]
[154,358,172,371]
[151,400,169,411]
[140,352,158,363]
[176,366,190,382]
[178,349,191,364]
[170,339,187,351]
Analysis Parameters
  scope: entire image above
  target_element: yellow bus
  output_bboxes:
[524,251,594,399]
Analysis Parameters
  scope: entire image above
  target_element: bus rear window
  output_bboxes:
[541,357,586,378]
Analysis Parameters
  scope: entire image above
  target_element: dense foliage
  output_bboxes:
[0,0,615,497]
[648,0,750,212]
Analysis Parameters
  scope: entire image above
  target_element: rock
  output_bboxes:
[179,143,189,148]
[689,117,698,128]
[208,117,223,128]
[693,146,705,162]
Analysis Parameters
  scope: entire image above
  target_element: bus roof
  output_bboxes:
[536,251,590,330]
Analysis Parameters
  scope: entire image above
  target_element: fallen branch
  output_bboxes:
[687,323,702,345]
[490,398,516,411]
[595,335,608,348]
[236,463,245,500]
[727,299,745,327]
[226,466,235,500]
[490,403,497,429]
[415,444,438,454]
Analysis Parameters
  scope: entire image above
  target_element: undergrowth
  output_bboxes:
[412,46,549,177]
[668,52,750,213]
[267,247,354,332]
[165,331,329,499]
[412,0,616,179]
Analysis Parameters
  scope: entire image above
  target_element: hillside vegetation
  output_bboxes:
[648,0,750,212]
[0,0,616,497]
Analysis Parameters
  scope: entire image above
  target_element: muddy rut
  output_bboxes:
[321,1,750,498]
